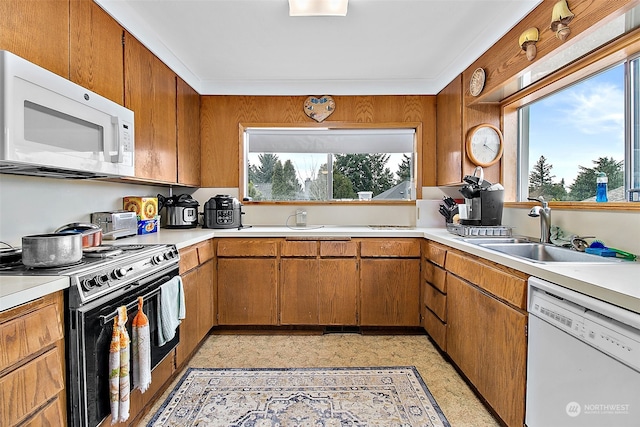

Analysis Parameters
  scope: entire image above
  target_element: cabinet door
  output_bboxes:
[124,33,177,183]
[217,258,278,325]
[0,0,69,78]
[436,75,463,185]
[360,259,421,326]
[197,259,215,332]
[175,267,198,367]
[319,258,358,325]
[70,0,124,104]
[447,274,527,427]
[280,258,319,325]
[177,77,201,186]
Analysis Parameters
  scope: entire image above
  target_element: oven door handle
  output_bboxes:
[98,286,162,326]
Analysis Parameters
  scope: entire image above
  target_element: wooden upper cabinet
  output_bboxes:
[70,0,124,105]
[177,77,201,186]
[436,75,463,186]
[124,33,177,183]
[436,74,501,186]
[0,0,69,78]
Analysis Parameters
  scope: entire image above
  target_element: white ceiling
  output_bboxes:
[95,0,541,96]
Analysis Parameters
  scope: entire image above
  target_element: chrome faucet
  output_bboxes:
[528,196,551,243]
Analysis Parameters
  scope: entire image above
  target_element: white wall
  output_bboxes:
[1,176,637,255]
[0,174,177,246]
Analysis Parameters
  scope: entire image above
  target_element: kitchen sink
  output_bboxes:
[478,243,624,263]
[460,237,532,244]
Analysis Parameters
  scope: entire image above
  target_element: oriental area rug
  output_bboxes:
[147,366,451,426]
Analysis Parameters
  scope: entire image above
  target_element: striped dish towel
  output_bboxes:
[109,306,130,424]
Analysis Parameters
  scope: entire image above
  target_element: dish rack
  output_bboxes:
[446,223,513,237]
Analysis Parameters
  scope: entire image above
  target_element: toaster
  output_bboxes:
[91,210,138,239]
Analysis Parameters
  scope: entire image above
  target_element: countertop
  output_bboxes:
[2,226,639,314]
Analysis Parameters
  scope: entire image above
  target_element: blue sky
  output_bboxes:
[528,63,625,187]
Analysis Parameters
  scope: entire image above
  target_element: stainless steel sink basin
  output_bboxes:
[479,243,623,263]
[460,237,532,244]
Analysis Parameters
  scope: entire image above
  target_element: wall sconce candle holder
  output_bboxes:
[519,27,539,60]
[550,0,574,42]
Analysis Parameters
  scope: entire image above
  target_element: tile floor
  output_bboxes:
[139,333,501,427]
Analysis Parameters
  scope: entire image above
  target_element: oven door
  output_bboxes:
[67,266,180,427]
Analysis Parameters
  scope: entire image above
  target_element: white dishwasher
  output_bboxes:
[526,277,640,427]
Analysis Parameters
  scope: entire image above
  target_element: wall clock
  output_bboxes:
[469,68,485,97]
[466,124,504,167]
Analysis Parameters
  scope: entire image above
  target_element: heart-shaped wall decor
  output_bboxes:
[304,96,335,122]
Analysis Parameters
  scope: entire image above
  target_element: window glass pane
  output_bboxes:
[245,128,415,201]
[521,64,626,201]
[631,58,640,196]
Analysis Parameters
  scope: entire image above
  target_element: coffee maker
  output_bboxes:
[459,167,504,226]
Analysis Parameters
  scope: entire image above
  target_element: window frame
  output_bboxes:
[238,122,423,204]
[501,26,640,211]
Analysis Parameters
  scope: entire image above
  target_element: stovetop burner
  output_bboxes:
[83,246,124,258]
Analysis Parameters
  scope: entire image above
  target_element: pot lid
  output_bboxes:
[166,194,199,207]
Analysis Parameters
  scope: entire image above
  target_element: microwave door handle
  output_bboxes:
[110,116,123,164]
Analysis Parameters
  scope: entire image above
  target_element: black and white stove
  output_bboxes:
[0,243,179,306]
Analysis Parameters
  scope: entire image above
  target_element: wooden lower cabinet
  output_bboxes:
[175,241,215,367]
[360,258,421,326]
[447,273,527,427]
[319,258,358,325]
[217,258,278,325]
[0,292,66,427]
[280,239,359,326]
[280,258,319,324]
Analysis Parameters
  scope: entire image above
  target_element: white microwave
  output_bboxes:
[0,50,134,179]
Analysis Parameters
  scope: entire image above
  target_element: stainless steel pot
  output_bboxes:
[22,233,83,267]
[54,223,103,247]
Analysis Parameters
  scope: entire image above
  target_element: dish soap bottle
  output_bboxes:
[596,172,608,202]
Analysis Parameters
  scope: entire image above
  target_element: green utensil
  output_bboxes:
[608,247,637,261]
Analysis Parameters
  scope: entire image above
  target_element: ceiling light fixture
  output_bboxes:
[289,0,348,17]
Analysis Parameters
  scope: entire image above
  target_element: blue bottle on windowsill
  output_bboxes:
[596,172,608,202]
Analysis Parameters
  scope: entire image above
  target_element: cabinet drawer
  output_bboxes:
[423,283,446,321]
[425,241,447,266]
[423,308,446,351]
[179,246,199,273]
[320,240,357,257]
[196,239,214,263]
[20,395,65,427]
[445,251,483,283]
[0,347,65,427]
[424,262,447,293]
[0,303,63,372]
[216,238,279,257]
[446,251,527,309]
[360,239,420,258]
[479,263,527,310]
[281,240,317,257]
